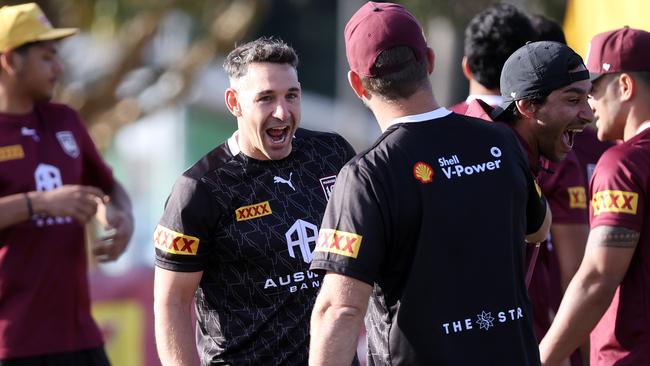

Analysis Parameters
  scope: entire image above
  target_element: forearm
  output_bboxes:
[539,271,616,365]
[0,193,32,229]
[551,224,589,291]
[154,301,199,366]
[310,300,364,365]
[107,181,133,217]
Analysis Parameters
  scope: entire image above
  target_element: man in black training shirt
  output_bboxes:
[309,2,551,366]
[153,37,355,365]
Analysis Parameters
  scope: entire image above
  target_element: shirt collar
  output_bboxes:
[386,107,452,129]
[227,131,240,156]
[465,94,503,106]
[636,121,650,136]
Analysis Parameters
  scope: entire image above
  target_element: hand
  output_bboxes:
[36,185,106,224]
[92,200,134,262]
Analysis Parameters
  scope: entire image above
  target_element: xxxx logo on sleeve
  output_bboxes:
[235,201,272,221]
[592,190,639,216]
[568,186,587,209]
[0,145,24,162]
[154,225,200,255]
[315,229,362,258]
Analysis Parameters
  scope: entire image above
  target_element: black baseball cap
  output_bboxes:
[491,41,589,120]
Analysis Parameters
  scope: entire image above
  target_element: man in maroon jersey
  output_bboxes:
[464,39,593,302]
[449,3,535,114]
[539,27,650,366]
[0,3,133,365]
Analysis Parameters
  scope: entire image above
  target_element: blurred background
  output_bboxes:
[4,0,649,364]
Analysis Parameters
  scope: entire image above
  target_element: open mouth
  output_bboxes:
[266,126,290,144]
[562,127,584,148]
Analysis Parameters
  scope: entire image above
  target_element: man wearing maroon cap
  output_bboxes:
[540,27,650,366]
[0,3,133,365]
[309,2,551,365]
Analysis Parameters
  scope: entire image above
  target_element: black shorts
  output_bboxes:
[0,347,110,366]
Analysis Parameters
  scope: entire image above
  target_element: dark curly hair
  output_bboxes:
[464,3,535,90]
[223,37,298,79]
[531,14,567,44]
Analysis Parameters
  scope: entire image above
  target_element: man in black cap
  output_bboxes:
[487,41,594,166]
[465,41,594,363]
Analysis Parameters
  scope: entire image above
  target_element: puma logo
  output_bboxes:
[21,127,39,141]
[274,172,295,191]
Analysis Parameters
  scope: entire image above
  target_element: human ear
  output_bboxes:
[224,88,241,117]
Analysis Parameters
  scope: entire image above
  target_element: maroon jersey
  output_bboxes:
[0,103,114,358]
[449,101,469,115]
[589,128,650,366]
[571,126,614,187]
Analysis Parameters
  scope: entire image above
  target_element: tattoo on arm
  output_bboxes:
[590,225,640,248]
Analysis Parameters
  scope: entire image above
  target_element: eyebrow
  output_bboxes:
[256,87,301,95]
[562,87,589,95]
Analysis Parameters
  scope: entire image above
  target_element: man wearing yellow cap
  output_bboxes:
[0,3,133,365]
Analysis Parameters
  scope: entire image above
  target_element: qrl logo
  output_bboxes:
[285,219,318,263]
[154,225,200,255]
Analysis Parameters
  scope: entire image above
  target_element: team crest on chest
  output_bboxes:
[319,175,337,201]
[56,131,80,158]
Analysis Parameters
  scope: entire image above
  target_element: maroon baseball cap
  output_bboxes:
[344,1,428,77]
[586,26,650,81]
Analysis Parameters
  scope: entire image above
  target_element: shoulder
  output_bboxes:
[36,102,82,125]
[294,127,350,146]
[183,142,234,181]
[595,142,637,174]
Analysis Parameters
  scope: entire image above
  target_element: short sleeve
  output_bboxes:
[539,153,588,225]
[590,149,645,232]
[154,174,219,272]
[72,110,115,193]
[503,126,547,235]
[339,135,357,162]
[310,162,387,285]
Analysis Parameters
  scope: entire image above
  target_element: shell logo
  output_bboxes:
[413,161,434,183]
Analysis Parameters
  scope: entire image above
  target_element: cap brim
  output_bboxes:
[589,72,604,82]
[490,100,514,121]
[34,28,79,43]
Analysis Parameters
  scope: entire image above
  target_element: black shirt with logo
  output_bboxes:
[155,128,355,365]
[310,112,545,365]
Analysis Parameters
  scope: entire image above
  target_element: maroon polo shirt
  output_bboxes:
[0,102,114,358]
[571,125,615,187]
[589,128,650,366]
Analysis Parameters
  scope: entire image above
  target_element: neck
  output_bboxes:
[468,79,499,97]
[369,89,440,132]
[0,84,34,114]
[512,118,539,161]
[623,94,650,140]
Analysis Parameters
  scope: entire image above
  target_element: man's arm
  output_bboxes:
[154,266,202,366]
[526,200,552,243]
[539,225,639,366]
[310,272,372,366]
[550,223,589,291]
[0,185,105,230]
[93,181,134,262]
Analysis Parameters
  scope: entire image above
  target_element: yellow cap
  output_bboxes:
[0,3,78,53]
